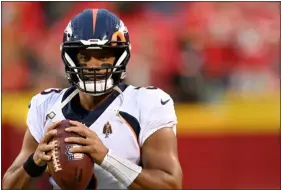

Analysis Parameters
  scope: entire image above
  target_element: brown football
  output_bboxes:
[47,120,95,190]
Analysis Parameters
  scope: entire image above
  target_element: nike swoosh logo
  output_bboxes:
[161,99,170,105]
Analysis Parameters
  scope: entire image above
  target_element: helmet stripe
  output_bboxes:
[92,9,98,36]
[93,9,120,40]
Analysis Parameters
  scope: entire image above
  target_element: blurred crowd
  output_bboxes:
[2,2,280,103]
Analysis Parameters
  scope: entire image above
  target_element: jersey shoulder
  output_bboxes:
[129,85,173,108]
[29,88,68,110]
[126,85,177,146]
[27,88,69,143]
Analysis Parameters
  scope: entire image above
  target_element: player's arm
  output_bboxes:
[2,129,38,189]
[127,90,182,189]
[2,124,58,190]
[129,127,182,189]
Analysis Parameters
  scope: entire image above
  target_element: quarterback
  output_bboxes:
[3,9,182,189]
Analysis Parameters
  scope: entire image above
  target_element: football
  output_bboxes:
[47,120,94,190]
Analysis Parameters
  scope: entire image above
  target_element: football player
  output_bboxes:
[3,9,182,189]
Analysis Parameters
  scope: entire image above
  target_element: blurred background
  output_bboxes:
[2,1,280,189]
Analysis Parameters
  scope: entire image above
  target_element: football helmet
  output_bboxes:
[61,9,131,96]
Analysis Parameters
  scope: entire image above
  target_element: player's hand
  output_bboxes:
[64,120,109,165]
[33,121,60,166]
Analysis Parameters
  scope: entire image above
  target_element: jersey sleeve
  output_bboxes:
[26,88,66,143]
[26,94,45,143]
[138,88,178,147]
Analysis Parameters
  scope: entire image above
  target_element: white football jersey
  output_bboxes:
[26,84,177,189]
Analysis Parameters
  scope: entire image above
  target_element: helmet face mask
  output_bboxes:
[61,9,131,96]
[64,51,126,96]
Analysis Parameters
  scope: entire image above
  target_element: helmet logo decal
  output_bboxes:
[112,31,126,42]
[119,20,128,34]
[111,20,128,46]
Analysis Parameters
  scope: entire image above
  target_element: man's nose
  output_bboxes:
[85,57,101,67]
[85,58,108,74]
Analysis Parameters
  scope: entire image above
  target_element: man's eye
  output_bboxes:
[79,55,89,61]
[100,57,108,61]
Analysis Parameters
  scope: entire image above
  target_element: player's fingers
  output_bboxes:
[38,144,54,152]
[68,120,93,136]
[70,145,91,154]
[46,120,61,132]
[69,120,86,128]
[41,129,57,144]
[39,142,56,152]
[65,126,88,137]
[65,137,89,145]
[35,151,52,163]
[40,153,52,161]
